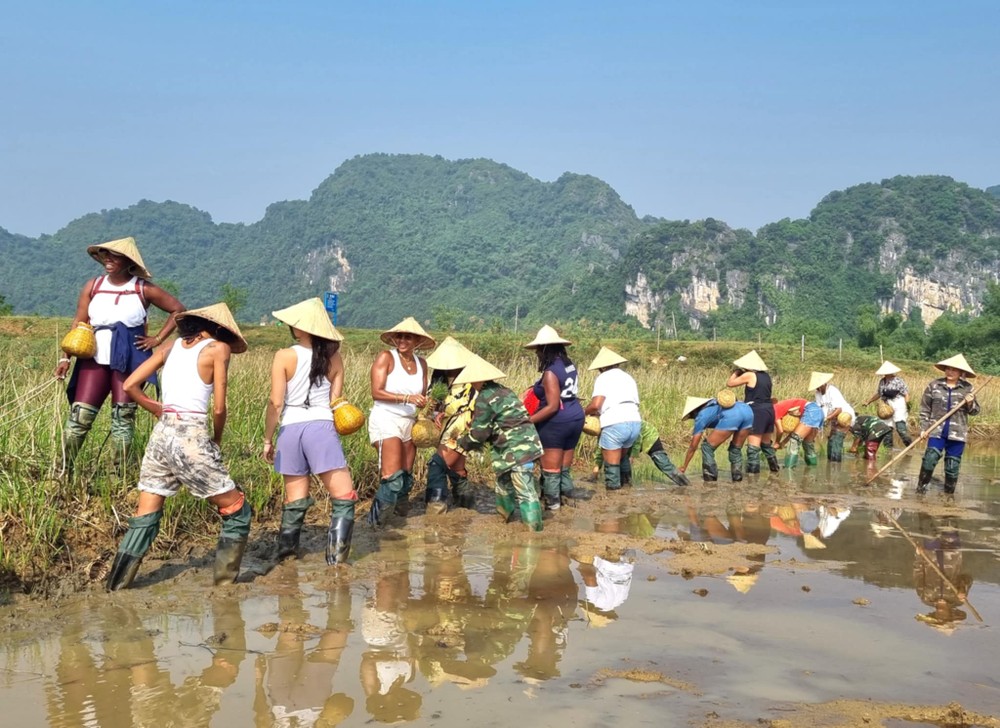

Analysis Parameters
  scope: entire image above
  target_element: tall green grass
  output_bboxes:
[2,316,998,590]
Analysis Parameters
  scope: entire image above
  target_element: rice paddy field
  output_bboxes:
[2,315,997,595]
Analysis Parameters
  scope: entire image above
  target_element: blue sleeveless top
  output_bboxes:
[532,357,585,424]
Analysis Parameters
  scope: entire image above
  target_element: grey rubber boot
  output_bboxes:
[277,496,315,559]
[560,465,593,504]
[604,463,623,491]
[761,443,780,472]
[425,453,450,515]
[368,470,406,527]
[326,498,356,565]
[214,498,252,585]
[541,470,562,510]
[895,421,913,447]
[106,510,162,591]
[110,402,138,469]
[63,402,100,475]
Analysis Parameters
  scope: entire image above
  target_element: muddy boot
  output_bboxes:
[943,456,961,495]
[110,402,138,471]
[619,457,633,487]
[326,498,356,565]
[368,470,405,527]
[448,469,475,509]
[395,471,414,518]
[895,421,913,447]
[917,448,942,494]
[784,434,802,468]
[649,449,690,486]
[277,496,315,559]
[746,445,761,474]
[827,431,845,462]
[700,440,719,481]
[425,454,450,516]
[496,492,517,523]
[106,510,162,591]
[63,402,99,476]
[214,496,251,585]
[560,465,593,505]
[728,444,743,482]
[518,500,544,532]
[604,463,622,491]
[541,470,562,510]
[803,440,818,467]
[761,443,780,473]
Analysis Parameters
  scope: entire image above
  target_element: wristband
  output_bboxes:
[58,357,71,364]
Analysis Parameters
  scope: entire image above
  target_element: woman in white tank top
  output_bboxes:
[367,317,435,527]
[54,237,184,475]
[263,298,357,565]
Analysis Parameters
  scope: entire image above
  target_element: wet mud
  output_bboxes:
[3,447,1000,727]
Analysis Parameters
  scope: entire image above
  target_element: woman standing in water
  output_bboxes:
[726,350,779,474]
[263,298,357,564]
[917,354,980,495]
[55,237,184,474]
[367,317,434,526]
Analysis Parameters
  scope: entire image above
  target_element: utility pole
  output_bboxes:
[671,312,677,340]
[514,305,519,334]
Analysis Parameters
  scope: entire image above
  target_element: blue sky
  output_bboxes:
[2,1,998,236]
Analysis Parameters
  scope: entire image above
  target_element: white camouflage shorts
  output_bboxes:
[138,414,236,499]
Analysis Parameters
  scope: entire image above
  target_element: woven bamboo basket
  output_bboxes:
[60,322,97,358]
[331,398,365,435]
[582,415,601,437]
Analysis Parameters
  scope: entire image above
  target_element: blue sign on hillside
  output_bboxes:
[323,292,339,325]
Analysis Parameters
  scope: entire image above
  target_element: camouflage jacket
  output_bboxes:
[919,378,980,443]
[456,381,542,474]
[851,415,892,442]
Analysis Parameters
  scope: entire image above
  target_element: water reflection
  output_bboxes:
[912,514,973,632]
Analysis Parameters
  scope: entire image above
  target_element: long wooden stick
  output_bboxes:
[864,375,993,486]
[882,510,984,623]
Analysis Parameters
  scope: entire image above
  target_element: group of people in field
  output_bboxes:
[54,237,982,591]
[674,349,981,496]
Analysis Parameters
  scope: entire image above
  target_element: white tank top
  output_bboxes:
[372,349,424,417]
[162,338,214,415]
[281,344,334,426]
[88,276,148,365]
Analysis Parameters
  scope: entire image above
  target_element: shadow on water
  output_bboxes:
[2,446,1000,725]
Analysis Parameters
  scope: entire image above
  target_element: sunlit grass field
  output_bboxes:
[1,315,996,591]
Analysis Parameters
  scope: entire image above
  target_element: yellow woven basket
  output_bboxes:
[411,416,441,449]
[876,401,894,420]
[331,398,365,435]
[582,415,601,437]
[780,414,800,433]
[60,322,97,358]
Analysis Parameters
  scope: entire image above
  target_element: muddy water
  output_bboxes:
[3,449,1000,727]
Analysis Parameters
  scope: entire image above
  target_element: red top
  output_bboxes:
[774,398,808,419]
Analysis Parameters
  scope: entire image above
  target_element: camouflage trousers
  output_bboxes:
[138,414,236,499]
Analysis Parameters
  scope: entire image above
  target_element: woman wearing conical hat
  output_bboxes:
[862,361,913,448]
[811,372,855,463]
[262,298,357,565]
[423,336,478,513]
[524,325,586,511]
[584,346,641,492]
[726,350,779,474]
[773,397,826,468]
[367,317,435,526]
[106,303,250,591]
[679,390,753,482]
[54,237,185,475]
[916,354,980,495]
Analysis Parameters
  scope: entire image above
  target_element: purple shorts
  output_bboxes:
[274,420,348,476]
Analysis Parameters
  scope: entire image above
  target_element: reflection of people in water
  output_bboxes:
[578,554,635,627]
[361,564,421,723]
[254,575,355,726]
[48,599,246,727]
[514,544,578,681]
[913,515,972,631]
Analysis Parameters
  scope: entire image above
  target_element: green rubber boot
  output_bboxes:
[746,445,761,474]
[917,447,942,494]
[368,470,406,527]
[827,431,845,462]
[519,500,544,532]
[215,497,252,585]
[541,470,562,510]
[396,471,414,517]
[761,443,780,472]
[326,498,356,565]
[895,421,913,447]
[560,465,592,504]
[619,457,633,487]
[277,496,315,559]
[496,492,517,523]
[700,440,719,481]
[425,453,450,515]
[803,440,818,466]
[604,463,622,491]
[63,402,99,475]
[728,444,744,482]
[110,402,138,469]
[943,456,961,495]
[650,449,690,486]
[784,434,802,468]
[448,469,475,509]
[106,510,162,591]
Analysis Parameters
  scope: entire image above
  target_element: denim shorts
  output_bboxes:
[801,402,825,428]
[599,421,641,450]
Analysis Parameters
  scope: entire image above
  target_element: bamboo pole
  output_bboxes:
[864,376,993,487]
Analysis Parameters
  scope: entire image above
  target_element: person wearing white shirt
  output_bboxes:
[810,372,855,462]
[584,347,641,492]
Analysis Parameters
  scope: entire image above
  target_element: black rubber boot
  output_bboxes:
[368,470,406,527]
[649,449,690,486]
[106,553,144,592]
[728,444,743,482]
[277,496,315,559]
[425,453,450,516]
[746,445,761,474]
[916,467,934,494]
[541,470,562,510]
[106,510,162,592]
[700,440,719,481]
[448,469,476,509]
[326,498,356,565]
[761,443,780,472]
[943,456,961,495]
[917,448,942,494]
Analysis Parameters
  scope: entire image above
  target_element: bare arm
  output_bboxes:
[680,432,703,472]
[370,351,427,408]
[124,347,169,417]
[262,348,293,462]
[328,350,345,400]
[54,279,98,379]
[585,394,605,416]
[726,371,755,388]
[210,342,233,446]
[135,284,185,351]
[529,370,561,424]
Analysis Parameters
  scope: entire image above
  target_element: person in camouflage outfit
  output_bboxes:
[592,420,690,487]
[454,354,544,532]
[849,414,895,460]
[917,354,981,495]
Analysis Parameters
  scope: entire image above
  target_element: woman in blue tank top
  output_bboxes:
[524,325,586,511]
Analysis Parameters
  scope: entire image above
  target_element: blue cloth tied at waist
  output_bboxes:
[65,322,156,403]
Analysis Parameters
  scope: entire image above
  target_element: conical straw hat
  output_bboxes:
[935,353,976,378]
[726,573,759,594]
[681,396,712,420]
[272,298,343,342]
[524,324,572,348]
[176,302,247,354]
[426,336,474,371]
[875,361,901,376]
[380,317,436,350]
[588,346,627,371]
[87,236,152,280]
[453,353,506,385]
[733,350,768,371]
[716,389,736,409]
[802,533,826,550]
[808,371,834,390]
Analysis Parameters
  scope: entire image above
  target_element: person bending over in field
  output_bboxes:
[849,414,895,460]
[679,391,753,482]
[106,303,250,591]
[726,350,779,474]
[592,420,690,487]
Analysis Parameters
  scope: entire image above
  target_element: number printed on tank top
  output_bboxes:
[560,376,578,400]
